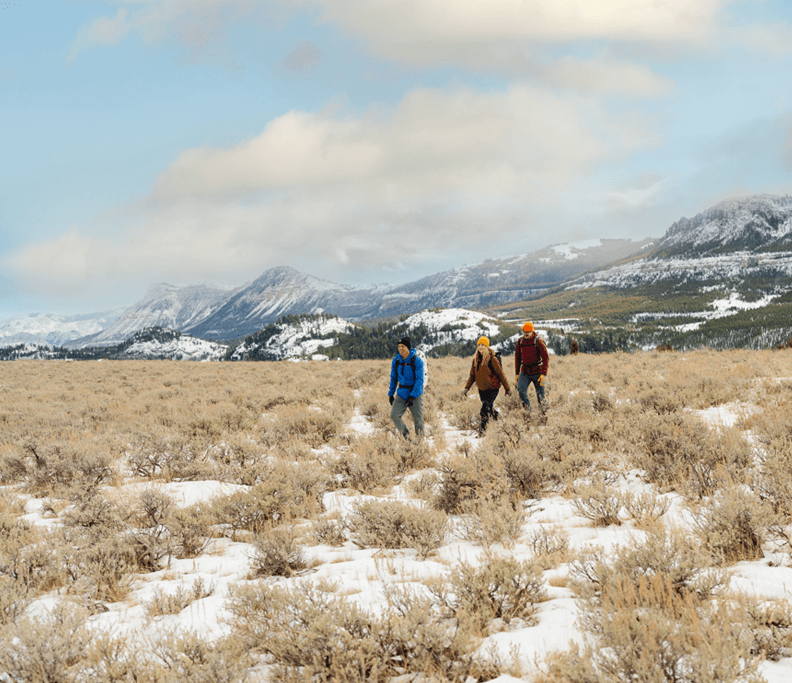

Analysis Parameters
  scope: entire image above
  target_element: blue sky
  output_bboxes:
[2,0,792,318]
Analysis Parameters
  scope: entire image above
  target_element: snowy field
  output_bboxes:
[1,352,792,681]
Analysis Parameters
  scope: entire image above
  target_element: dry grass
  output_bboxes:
[1,350,792,680]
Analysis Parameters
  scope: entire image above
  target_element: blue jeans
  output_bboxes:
[391,395,424,437]
[518,373,545,412]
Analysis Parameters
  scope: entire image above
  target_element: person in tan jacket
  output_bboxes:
[463,336,511,435]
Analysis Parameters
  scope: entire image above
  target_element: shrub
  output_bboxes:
[144,577,216,617]
[250,526,307,578]
[621,490,672,526]
[571,482,624,526]
[550,530,759,683]
[1,438,114,495]
[571,529,729,603]
[434,450,512,514]
[429,556,546,632]
[634,412,753,498]
[169,503,214,559]
[146,630,251,683]
[311,517,347,547]
[0,575,31,626]
[527,525,570,569]
[126,433,208,482]
[0,489,27,515]
[743,596,792,662]
[539,580,763,683]
[213,462,324,538]
[454,496,529,550]
[0,602,92,683]
[328,433,429,493]
[346,499,447,559]
[691,486,772,564]
[225,581,487,682]
[260,404,344,449]
[59,529,138,603]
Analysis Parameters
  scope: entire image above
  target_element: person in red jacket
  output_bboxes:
[514,322,549,414]
[463,336,511,435]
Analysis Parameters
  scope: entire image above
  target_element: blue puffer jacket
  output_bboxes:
[388,349,424,400]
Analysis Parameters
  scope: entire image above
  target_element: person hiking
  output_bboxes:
[514,322,549,415]
[463,336,511,435]
[388,336,425,439]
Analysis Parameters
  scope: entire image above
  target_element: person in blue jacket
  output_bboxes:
[388,336,424,439]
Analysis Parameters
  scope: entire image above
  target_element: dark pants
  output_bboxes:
[518,372,545,412]
[478,388,500,432]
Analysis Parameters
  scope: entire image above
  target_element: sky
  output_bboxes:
[2,0,792,318]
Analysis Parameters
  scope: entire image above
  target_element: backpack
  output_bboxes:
[516,335,544,372]
[487,351,503,373]
[397,349,429,391]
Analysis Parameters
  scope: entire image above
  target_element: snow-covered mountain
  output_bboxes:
[186,267,382,341]
[375,238,654,316]
[567,195,792,293]
[65,283,234,348]
[0,309,126,347]
[133,240,651,343]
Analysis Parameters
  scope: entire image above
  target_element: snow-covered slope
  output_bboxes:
[374,238,653,317]
[0,309,125,347]
[230,315,355,361]
[67,284,234,348]
[119,328,228,361]
[568,195,792,292]
[187,267,380,341]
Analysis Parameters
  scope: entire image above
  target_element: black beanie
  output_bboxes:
[398,336,411,349]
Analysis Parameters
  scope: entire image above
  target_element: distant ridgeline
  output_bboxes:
[0,314,526,361]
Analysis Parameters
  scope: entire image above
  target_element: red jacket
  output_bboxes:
[514,333,549,376]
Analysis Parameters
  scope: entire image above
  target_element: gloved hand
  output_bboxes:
[539,375,545,386]
[514,375,519,384]
[388,395,394,405]
[406,397,414,408]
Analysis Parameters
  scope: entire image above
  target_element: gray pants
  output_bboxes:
[390,395,424,438]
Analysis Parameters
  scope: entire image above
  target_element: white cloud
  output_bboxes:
[301,0,723,45]
[5,83,658,295]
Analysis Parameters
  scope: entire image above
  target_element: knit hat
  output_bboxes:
[398,337,411,349]
[477,336,490,347]
[522,322,534,332]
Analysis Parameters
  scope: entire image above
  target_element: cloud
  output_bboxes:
[734,22,792,55]
[281,41,322,71]
[5,83,658,296]
[152,83,655,202]
[69,0,263,59]
[69,8,131,59]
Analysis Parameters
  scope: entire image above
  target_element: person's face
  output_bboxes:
[477,344,488,355]
[523,329,532,338]
[398,343,409,359]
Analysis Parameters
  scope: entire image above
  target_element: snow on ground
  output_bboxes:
[12,384,792,681]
